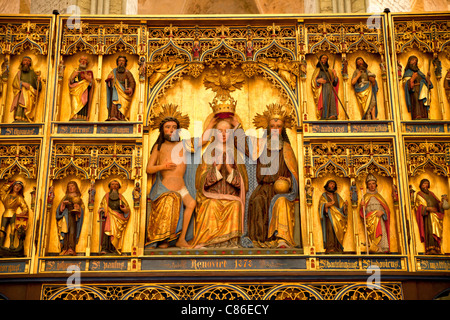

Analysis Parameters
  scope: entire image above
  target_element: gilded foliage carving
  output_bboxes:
[393,19,450,53]
[405,141,450,177]
[0,20,50,55]
[50,143,138,180]
[0,144,40,179]
[306,141,395,179]
[41,282,403,300]
[60,20,143,56]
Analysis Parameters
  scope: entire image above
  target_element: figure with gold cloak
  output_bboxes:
[351,57,378,120]
[190,118,248,248]
[55,181,85,256]
[0,180,29,251]
[319,180,348,254]
[414,179,449,255]
[105,55,136,121]
[68,55,94,121]
[10,56,42,122]
[98,180,131,255]
[146,104,199,249]
[359,174,391,253]
[402,55,433,120]
[312,54,339,120]
[242,103,299,248]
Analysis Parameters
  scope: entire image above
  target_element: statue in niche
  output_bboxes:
[133,182,141,207]
[350,180,358,205]
[146,105,196,249]
[311,54,339,120]
[138,56,146,81]
[98,180,131,255]
[0,56,9,96]
[402,55,433,120]
[192,37,201,61]
[105,55,136,121]
[351,57,379,120]
[413,179,449,255]
[148,55,185,89]
[68,55,94,121]
[318,180,348,254]
[359,174,391,254]
[190,118,248,249]
[10,56,42,122]
[0,180,29,253]
[241,104,299,248]
[55,181,85,256]
[88,180,96,209]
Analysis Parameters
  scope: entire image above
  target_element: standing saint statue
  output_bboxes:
[190,119,248,248]
[351,57,378,120]
[98,180,131,255]
[414,179,448,255]
[242,104,299,248]
[402,55,433,120]
[312,54,339,120]
[68,55,94,121]
[105,55,136,121]
[318,180,348,254]
[146,104,197,249]
[0,180,29,249]
[10,56,42,122]
[359,174,391,254]
[55,181,85,256]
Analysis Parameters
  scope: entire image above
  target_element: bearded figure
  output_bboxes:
[244,104,299,248]
[311,54,339,120]
[318,180,348,254]
[68,55,94,121]
[402,55,433,120]
[10,56,42,122]
[98,180,131,255]
[105,56,136,121]
[146,104,197,249]
[351,57,378,120]
[414,179,448,255]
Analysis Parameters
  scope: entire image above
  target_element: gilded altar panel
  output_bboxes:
[2,13,450,278]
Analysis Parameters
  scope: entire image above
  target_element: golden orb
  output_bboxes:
[274,179,290,194]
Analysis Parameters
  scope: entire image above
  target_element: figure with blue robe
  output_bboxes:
[402,55,433,120]
[55,181,84,256]
[146,106,199,249]
[105,55,136,121]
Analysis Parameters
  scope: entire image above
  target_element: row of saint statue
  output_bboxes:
[312,54,436,120]
[5,55,136,122]
[1,104,448,257]
[2,54,448,123]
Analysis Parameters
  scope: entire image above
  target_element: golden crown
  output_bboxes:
[253,103,295,129]
[209,93,237,116]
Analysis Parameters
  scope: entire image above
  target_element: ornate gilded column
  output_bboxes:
[0,54,10,122]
